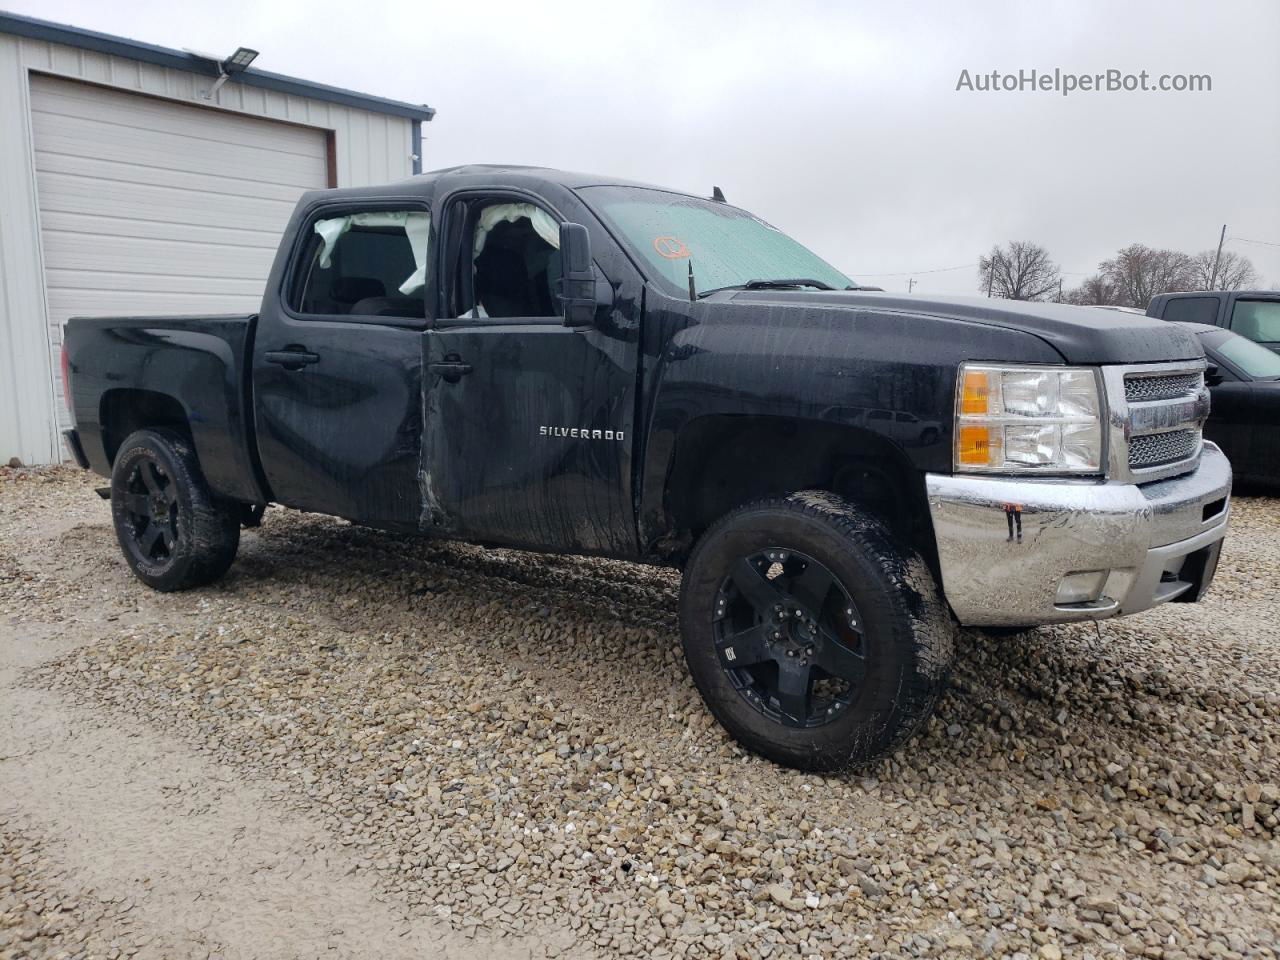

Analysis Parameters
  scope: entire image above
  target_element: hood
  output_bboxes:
[721,290,1205,365]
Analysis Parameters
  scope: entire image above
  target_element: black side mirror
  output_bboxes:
[1204,364,1224,387]
[559,222,597,327]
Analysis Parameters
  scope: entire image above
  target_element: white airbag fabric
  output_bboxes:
[314,211,432,295]
[473,203,559,256]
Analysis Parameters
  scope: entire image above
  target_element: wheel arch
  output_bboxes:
[97,385,264,504]
[100,389,192,467]
[656,414,938,569]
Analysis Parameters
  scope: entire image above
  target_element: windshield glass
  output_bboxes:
[578,185,853,297]
[1211,331,1280,379]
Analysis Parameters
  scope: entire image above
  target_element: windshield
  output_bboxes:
[1211,331,1280,379]
[578,185,853,297]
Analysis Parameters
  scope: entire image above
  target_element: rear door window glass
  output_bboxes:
[292,210,431,319]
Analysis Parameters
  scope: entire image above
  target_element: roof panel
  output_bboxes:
[0,10,436,122]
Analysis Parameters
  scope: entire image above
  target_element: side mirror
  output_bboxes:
[1204,364,1224,387]
[559,222,597,327]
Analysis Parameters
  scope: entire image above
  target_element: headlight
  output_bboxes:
[955,363,1103,474]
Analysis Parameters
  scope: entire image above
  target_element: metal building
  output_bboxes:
[0,11,435,465]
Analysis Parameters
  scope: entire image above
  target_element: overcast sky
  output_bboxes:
[13,0,1280,293]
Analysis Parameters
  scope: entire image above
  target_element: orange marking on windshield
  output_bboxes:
[653,236,690,259]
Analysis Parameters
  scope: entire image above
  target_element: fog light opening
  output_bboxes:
[1056,570,1108,606]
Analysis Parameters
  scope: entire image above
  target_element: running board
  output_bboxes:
[95,486,111,500]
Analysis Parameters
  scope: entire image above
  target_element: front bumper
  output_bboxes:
[926,443,1231,626]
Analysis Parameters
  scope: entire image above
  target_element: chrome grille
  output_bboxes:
[1124,372,1202,403]
[1103,361,1208,483]
[1128,429,1199,468]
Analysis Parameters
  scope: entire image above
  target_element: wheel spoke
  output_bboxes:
[814,627,864,682]
[139,521,163,555]
[163,480,179,504]
[716,623,773,669]
[122,492,150,516]
[140,461,162,495]
[789,560,834,617]
[729,558,785,614]
[158,521,175,553]
[774,661,812,726]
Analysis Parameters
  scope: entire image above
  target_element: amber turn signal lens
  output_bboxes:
[960,370,992,416]
[957,425,994,466]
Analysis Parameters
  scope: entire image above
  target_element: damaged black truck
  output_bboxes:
[61,165,1232,770]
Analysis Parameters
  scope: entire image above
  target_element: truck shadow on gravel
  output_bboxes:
[217,513,1275,813]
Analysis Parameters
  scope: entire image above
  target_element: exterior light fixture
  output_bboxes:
[223,47,259,73]
[201,46,259,99]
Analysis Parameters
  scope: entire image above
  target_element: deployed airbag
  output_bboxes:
[314,211,432,295]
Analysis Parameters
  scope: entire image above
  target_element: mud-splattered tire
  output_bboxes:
[679,491,955,771]
[110,429,240,592]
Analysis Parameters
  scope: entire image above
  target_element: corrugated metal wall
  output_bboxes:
[0,32,417,465]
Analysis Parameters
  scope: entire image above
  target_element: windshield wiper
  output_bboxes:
[697,278,834,299]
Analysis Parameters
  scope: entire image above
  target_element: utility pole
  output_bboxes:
[1208,224,1227,289]
[908,278,916,293]
[1058,278,1063,302]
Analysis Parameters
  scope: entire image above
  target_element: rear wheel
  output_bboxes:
[679,491,955,771]
[110,429,240,591]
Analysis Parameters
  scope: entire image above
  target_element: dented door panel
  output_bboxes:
[422,321,639,555]
[252,319,426,529]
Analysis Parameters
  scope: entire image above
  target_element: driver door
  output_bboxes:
[421,191,641,555]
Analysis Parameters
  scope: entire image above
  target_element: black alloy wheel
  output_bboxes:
[118,456,180,566]
[714,548,864,728]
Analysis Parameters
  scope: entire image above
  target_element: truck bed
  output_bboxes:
[62,314,265,504]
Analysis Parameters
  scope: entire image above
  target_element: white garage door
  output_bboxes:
[30,74,329,426]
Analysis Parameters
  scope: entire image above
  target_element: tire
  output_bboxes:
[110,428,240,591]
[679,490,955,771]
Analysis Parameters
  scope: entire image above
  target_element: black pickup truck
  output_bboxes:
[62,165,1232,770]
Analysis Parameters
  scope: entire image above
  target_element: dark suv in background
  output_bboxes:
[1148,290,1280,354]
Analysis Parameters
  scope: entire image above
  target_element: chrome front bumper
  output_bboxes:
[926,443,1232,626]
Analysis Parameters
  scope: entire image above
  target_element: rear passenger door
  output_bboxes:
[251,200,432,529]
[420,189,642,556]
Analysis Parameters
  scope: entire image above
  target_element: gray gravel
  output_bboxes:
[2,466,1278,959]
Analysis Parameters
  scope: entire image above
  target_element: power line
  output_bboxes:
[856,263,1093,279]
[854,264,972,277]
[1228,236,1280,248]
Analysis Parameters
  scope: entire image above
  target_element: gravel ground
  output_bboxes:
[1,466,1277,960]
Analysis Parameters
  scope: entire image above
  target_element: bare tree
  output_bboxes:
[1064,275,1118,306]
[1188,249,1260,291]
[978,241,1062,301]
[1098,244,1194,308]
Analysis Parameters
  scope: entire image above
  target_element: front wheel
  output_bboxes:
[110,429,240,591]
[679,491,955,771]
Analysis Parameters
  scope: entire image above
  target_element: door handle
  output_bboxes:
[430,357,473,383]
[264,348,320,371]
